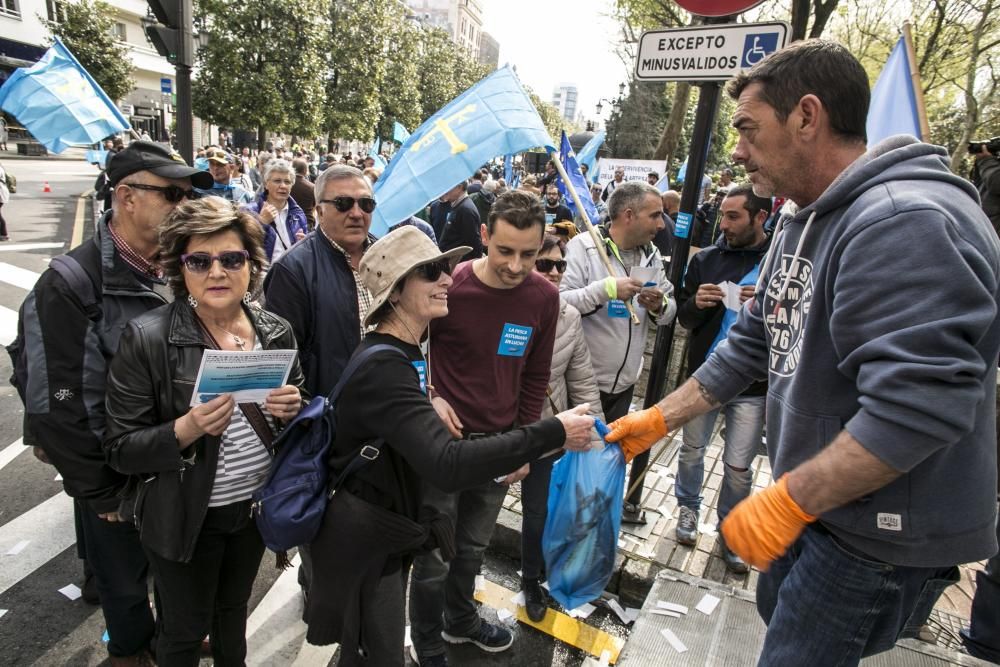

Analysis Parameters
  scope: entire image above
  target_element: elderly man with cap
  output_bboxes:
[25,141,212,666]
[198,148,253,204]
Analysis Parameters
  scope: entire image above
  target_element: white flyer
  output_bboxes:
[717,281,744,311]
[190,349,297,406]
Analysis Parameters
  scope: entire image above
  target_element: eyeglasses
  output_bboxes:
[121,182,199,203]
[319,196,377,213]
[535,258,567,273]
[414,259,452,282]
[180,250,249,273]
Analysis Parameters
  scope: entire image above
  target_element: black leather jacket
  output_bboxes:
[104,299,306,563]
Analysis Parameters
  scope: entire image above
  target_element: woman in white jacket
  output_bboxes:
[519,234,606,622]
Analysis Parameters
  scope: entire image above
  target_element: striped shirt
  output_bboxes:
[208,342,275,507]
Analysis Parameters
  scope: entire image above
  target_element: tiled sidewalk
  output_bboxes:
[503,427,982,623]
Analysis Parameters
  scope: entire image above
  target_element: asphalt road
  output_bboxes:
[0,158,633,665]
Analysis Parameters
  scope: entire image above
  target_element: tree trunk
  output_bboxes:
[258,126,266,151]
[949,0,993,172]
[653,82,692,172]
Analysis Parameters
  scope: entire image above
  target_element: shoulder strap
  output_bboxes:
[326,343,408,499]
[49,255,100,320]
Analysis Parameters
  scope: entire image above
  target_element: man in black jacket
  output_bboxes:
[437,180,482,261]
[973,144,1000,236]
[263,163,377,596]
[26,141,211,664]
[674,183,771,573]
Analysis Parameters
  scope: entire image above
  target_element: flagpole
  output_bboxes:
[901,22,931,141]
[547,148,641,325]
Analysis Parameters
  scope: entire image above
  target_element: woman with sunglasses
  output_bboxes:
[104,196,307,666]
[244,158,308,265]
[517,234,606,622]
[304,226,596,665]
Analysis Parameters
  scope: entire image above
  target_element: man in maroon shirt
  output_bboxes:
[409,191,559,666]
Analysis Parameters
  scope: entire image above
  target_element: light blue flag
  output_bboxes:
[556,131,600,224]
[368,139,388,169]
[653,172,670,193]
[504,153,514,184]
[0,38,129,154]
[85,148,109,166]
[371,65,554,236]
[866,36,922,147]
[676,159,687,184]
[393,121,410,144]
[576,130,605,178]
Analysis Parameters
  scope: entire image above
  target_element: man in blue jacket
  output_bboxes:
[607,39,1000,665]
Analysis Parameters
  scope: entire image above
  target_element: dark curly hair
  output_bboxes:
[159,196,268,300]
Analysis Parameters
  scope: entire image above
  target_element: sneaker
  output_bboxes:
[442,620,513,653]
[522,577,547,622]
[718,533,750,574]
[676,507,699,545]
[409,644,448,666]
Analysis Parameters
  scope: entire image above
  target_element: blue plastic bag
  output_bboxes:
[542,430,625,610]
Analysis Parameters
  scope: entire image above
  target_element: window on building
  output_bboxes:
[110,21,126,41]
[1,0,21,19]
[45,0,67,22]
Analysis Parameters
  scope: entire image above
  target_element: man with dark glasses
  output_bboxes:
[263,164,379,600]
[24,141,212,664]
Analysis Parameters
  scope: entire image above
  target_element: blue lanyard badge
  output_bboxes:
[545,212,556,225]
[607,299,630,318]
[497,323,533,357]
[412,360,427,393]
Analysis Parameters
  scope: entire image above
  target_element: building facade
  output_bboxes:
[552,83,578,122]
[408,0,485,58]
[478,30,498,68]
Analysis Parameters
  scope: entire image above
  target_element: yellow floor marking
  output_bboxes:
[474,578,624,663]
[70,192,89,249]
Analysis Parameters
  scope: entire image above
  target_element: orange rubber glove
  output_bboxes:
[720,474,817,571]
[605,407,668,463]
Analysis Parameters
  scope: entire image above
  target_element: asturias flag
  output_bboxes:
[576,130,605,179]
[0,38,129,154]
[866,36,922,147]
[393,121,411,144]
[368,138,388,169]
[371,65,555,236]
[555,131,600,224]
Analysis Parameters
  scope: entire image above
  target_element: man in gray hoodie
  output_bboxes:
[606,39,1000,665]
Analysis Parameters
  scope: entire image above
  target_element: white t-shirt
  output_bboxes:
[269,203,291,263]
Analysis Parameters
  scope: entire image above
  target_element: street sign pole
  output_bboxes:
[625,14,736,515]
[175,0,194,164]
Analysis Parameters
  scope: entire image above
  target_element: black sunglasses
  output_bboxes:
[121,182,199,203]
[414,259,452,282]
[535,258,567,273]
[320,196,377,213]
[180,250,249,273]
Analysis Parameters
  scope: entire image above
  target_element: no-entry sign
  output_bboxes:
[635,22,789,82]
[674,0,767,17]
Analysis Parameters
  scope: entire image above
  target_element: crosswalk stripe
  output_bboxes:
[0,262,41,292]
[0,438,26,473]
[0,304,18,346]
[245,554,338,666]
[0,492,75,597]
[0,243,65,253]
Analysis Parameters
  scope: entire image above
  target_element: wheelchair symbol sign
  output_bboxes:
[741,33,779,67]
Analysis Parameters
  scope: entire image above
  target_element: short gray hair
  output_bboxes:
[314,164,371,202]
[608,181,661,221]
[262,158,294,186]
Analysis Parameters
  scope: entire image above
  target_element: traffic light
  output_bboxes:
[144,0,182,64]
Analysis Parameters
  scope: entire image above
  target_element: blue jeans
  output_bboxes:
[520,453,559,580]
[409,479,509,659]
[676,395,765,522]
[961,509,1000,662]
[756,525,959,666]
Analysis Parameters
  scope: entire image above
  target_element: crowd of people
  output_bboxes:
[12,38,1000,667]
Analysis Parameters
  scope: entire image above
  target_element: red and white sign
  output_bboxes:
[675,0,766,17]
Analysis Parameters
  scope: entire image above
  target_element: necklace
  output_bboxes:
[209,321,248,350]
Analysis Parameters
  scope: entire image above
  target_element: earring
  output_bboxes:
[243,291,252,305]
[187,294,198,309]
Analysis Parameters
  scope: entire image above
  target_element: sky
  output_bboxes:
[480,0,633,129]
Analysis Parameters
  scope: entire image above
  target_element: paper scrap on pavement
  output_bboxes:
[656,600,688,614]
[718,280,744,311]
[698,522,718,535]
[0,609,7,620]
[567,603,596,619]
[58,584,82,600]
[617,539,625,548]
[607,598,632,624]
[404,626,411,648]
[511,591,525,606]
[54,474,62,481]
[661,628,688,653]
[599,649,612,666]
[621,534,644,546]
[625,608,641,624]
[5,540,29,555]
[497,608,515,624]
[650,609,680,618]
[695,593,721,616]
[474,575,485,592]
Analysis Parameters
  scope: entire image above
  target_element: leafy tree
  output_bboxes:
[417,27,461,124]
[194,0,326,147]
[376,13,423,142]
[44,0,134,102]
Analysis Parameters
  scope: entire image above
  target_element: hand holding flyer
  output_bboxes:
[190,349,298,406]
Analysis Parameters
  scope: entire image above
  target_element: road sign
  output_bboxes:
[160,77,172,94]
[635,22,789,82]
[675,0,766,17]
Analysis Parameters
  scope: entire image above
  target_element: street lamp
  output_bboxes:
[595,82,627,116]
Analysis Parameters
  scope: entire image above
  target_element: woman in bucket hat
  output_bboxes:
[304,225,595,665]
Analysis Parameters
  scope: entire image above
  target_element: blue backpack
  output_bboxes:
[252,344,403,552]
